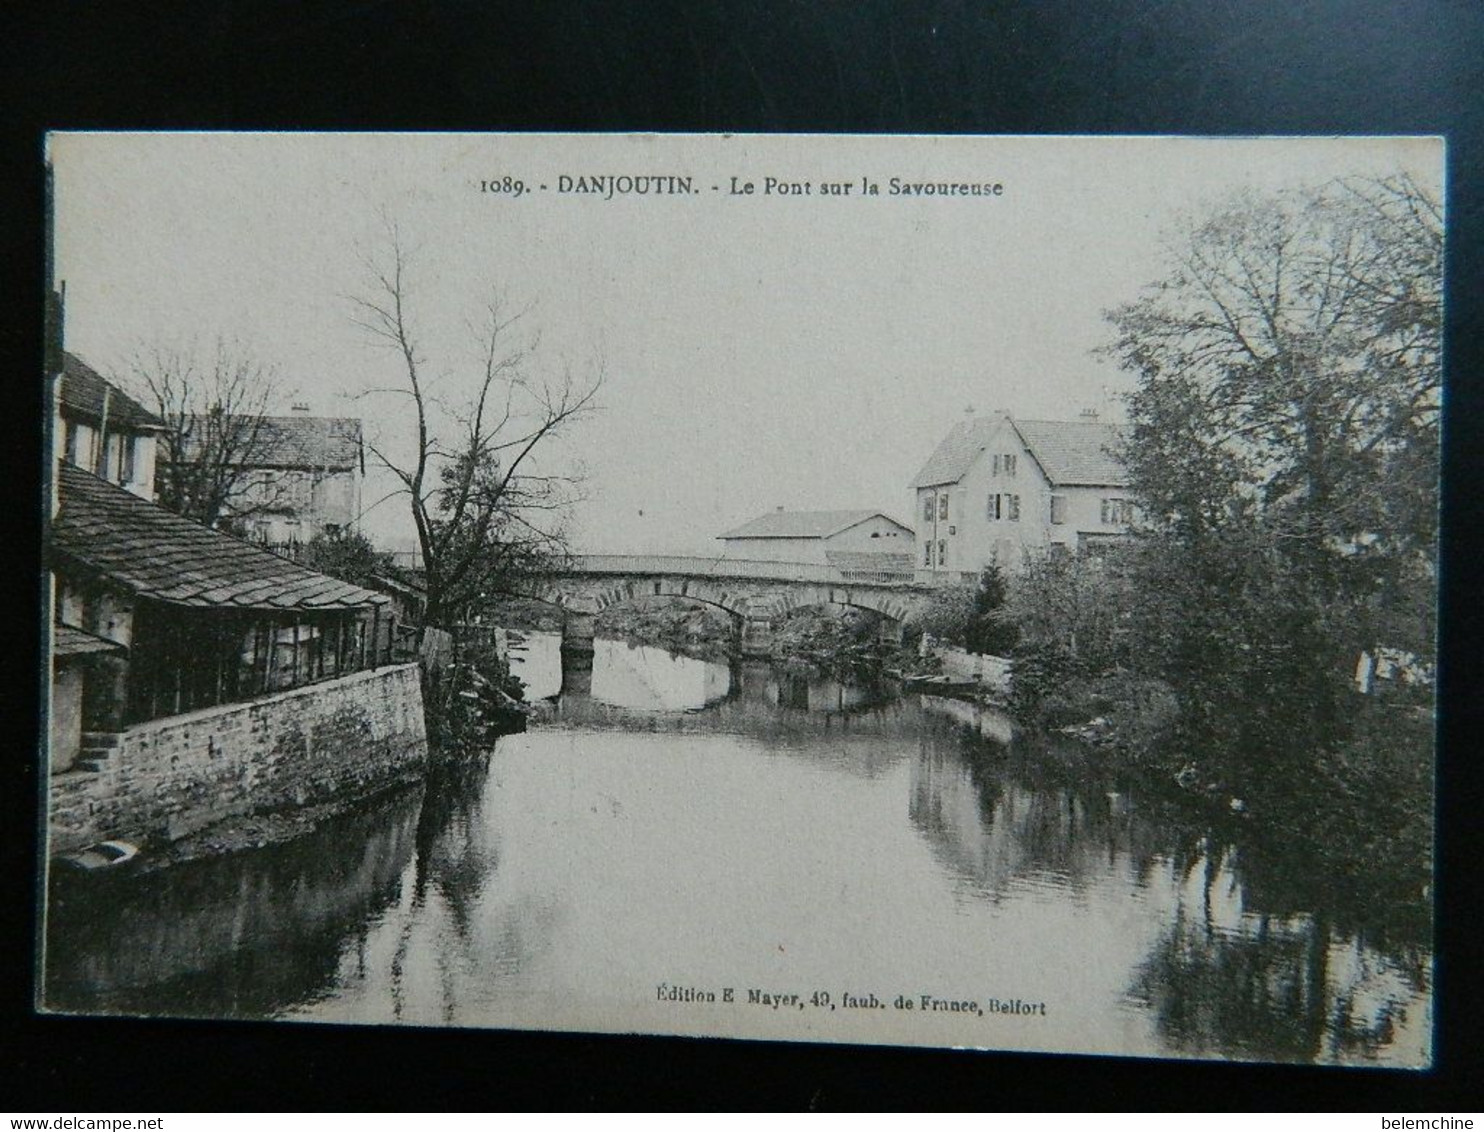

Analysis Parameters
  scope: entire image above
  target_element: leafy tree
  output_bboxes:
[1102,174,1441,783]
[1004,549,1136,708]
[964,563,1020,656]
[298,529,392,589]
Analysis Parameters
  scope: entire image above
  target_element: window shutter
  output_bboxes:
[1050,494,1067,525]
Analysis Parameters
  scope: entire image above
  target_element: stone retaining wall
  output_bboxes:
[936,644,1013,692]
[49,663,428,854]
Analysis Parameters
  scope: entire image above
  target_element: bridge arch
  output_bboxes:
[515,557,934,657]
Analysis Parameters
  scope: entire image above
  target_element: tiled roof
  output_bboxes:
[179,415,363,471]
[718,510,908,540]
[58,353,164,432]
[824,550,915,575]
[53,623,128,657]
[53,463,389,612]
[912,414,1127,488]
[1014,419,1128,486]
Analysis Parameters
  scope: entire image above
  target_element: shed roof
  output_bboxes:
[52,463,389,612]
[53,623,128,657]
[58,353,164,433]
[718,510,910,541]
[912,414,1128,488]
[178,414,364,471]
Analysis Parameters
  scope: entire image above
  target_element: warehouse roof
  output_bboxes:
[718,509,911,541]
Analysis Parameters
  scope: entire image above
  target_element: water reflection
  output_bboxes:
[43,637,1431,1066]
[1128,848,1431,1065]
[43,786,422,1019]
[589,638,733,711]
[905,714,1432,1066]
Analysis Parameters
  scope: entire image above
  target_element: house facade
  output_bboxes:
[55,352,163,501]
[911,410,1134,581]
[169,408,365,546]
[717,509,915,567]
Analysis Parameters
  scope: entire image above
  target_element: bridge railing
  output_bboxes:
[565,554,918,587]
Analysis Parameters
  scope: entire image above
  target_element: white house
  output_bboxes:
[717,508,915,566]
[911,410,1134,581]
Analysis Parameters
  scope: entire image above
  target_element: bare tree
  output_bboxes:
[126,339,290,530]
[350,223,602,626]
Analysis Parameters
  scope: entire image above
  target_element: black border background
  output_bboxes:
[4,0,1481,1112]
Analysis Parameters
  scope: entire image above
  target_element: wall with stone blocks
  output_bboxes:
[49,662,428,854]
[936,643,1013,693]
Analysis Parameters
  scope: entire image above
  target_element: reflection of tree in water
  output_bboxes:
[44,787,422,1020]
[1129,847,1430,1065]
[388,757,497,1024]
[907,714,1210,902]
[908,711,1429,1064]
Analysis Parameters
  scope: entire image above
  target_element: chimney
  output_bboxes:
[1079,408,1099,421]
[291,402,311,415]
[963,403,976,419]
[775,505,784,512]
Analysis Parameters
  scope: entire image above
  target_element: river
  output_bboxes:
[41,632,1432,1066]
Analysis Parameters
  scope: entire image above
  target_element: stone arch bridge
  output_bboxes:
[521,555,936,656]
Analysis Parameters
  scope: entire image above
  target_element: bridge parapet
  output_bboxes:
[566,554,921,588]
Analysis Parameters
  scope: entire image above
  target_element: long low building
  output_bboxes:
[717,508,915,566]
[50,460,400,765]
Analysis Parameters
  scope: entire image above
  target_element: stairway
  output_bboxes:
[76,730,122,774]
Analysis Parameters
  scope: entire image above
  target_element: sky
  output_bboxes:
[49,133,1442,555]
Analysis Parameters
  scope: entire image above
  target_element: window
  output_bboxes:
[937,539,947,566]
[1004,453,1017,477]
[987,493,1020,521]
[923,541,932,566]
[938,494,949,521]
[923,495,934,522]
[991,453,1018,477]
[111,435,136,484]
[991,454,1000,476]
[63,421,79,464]
[1050,494,1067,525]
[1101,498,1134,525]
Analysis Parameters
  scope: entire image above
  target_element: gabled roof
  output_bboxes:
[718,509,911,541]
[58,353,165,433]
[912,414,1128,488]
[178,415,364,471]
[52,463,389,612]
[1013,418,1128,487]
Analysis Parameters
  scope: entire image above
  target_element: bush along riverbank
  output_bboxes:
[421,632,529,758]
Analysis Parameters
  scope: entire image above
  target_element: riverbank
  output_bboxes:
[55,776,428,876]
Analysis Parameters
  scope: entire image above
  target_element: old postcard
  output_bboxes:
[40,133,1440,1067]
